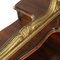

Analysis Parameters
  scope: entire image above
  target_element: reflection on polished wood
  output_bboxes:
[25,32,60,60]
[0,0,60,60]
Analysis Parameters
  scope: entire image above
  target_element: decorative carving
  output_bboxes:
[0,0,60,60]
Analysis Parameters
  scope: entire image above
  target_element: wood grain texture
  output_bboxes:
[15,0,50,20]
[0,0,60,60]
[25,32,60,60]
[0,7,60,60]
[0,15,31,48]
[9,15,60,60]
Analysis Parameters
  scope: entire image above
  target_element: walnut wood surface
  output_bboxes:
[0,15,60,60]
[25,32,60,60]
[15,0,50,20]
[0,15,31,48]
[0,7,60,60]
[0,0,60,60]
[8,15,60,60]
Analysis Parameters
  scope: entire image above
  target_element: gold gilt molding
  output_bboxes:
[0,0,60,60]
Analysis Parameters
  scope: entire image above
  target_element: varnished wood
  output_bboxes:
[0,0,60,60]
[25,32,60,60]
[8,15,60,60]
[15,0,50,20]
[19,15,60,60]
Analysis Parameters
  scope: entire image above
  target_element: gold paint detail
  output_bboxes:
[0,0,60,60]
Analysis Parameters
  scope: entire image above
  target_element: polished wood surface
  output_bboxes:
[15,0,50,20]
[0,0,60,60]
[25,32,60,60]
[0,9,60,60]
[0,15,31,48]
[8,15,60,60]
